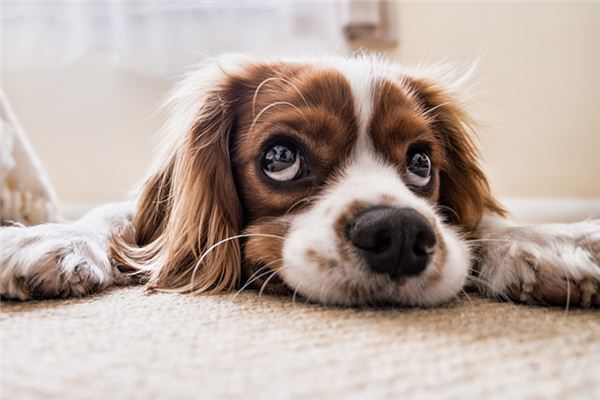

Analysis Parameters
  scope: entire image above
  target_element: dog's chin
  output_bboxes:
[278,266,468,308]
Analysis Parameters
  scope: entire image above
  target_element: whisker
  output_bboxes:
[435,204,460,224]
[565,276,571,315]
[188,233,285,292]
[467,274,514,304]
[466,238,522,244]
[285,195,320,215]
[552,259,575,315]
[252,77,278,117]
[249,101,310,134]
[252,77,310,117]
[235,258,287,301]
[258,268,285,298]
[232,265,271,299]
[292,283,302,307]
[461,288,473,304]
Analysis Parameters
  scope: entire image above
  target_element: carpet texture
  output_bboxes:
[2,287,599,399]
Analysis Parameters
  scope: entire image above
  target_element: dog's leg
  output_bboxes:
[473,213,600,307]
[0,202,134,300]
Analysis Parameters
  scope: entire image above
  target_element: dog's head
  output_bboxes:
[114,54,504,306]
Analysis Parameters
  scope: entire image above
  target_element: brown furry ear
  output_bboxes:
[112,61,243,293]
[409,77,505,231]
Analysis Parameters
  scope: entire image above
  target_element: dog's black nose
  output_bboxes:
[345,206,436,278]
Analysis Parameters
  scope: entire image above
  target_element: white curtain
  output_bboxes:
[3,1,382,77]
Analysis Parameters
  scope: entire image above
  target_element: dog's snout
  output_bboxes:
[345,206,436,278]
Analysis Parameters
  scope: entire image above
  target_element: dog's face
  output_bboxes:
[117,55,503,307]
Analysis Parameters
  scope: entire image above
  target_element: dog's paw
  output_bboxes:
[0,224,127,300]
[476,220,600,307]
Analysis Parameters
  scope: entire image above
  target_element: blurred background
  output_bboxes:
[2,1,599,220]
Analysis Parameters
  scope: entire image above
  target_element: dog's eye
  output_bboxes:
[406,151,431,187]
[262,144,303,182]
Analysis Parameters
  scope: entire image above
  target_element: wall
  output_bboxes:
[4,55,169,203]
[3,2,599,206]
[393,2,600,198]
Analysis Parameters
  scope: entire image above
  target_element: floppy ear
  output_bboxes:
[408,77,505,231]
[112,60,244,293]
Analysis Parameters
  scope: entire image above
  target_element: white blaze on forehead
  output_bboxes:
[330,59,375,138]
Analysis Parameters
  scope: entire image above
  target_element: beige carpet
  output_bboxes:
[2,287,599,399]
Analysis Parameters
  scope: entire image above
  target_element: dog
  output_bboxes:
[1,54,599,307]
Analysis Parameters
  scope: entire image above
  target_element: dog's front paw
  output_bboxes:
[0,224,125,300]
[477,220,600,307]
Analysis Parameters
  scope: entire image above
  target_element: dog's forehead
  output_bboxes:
[322,59,432,155]
[231,59,437,219]
[243,58,425,142]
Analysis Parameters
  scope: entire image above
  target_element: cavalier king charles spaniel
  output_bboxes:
[1,55,599,307]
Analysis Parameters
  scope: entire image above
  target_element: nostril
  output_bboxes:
[413,231,436,256]
[346,224,392,254]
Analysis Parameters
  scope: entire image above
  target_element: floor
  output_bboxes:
[2,287,599,399]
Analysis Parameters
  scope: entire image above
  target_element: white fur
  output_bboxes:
[476,213,600,306]
[0,203,132,299]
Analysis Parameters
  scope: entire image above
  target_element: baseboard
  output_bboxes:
[60,197,600,224]
[501,197,599,224]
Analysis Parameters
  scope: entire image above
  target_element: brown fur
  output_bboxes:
[233,68,358,220]
[242,217,292,295]
[369,79,443,203]
[406,78,506,230]
[111,75,244,293]
[111,62,360,294]
[333,200,370,245]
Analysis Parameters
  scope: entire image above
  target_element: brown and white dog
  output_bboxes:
[1,55,599,307]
